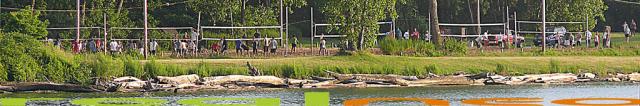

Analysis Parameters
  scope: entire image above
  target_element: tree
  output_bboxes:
[322,0,399,50]
[1,6,50,39]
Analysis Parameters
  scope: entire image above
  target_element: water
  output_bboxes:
[1,82,639,106]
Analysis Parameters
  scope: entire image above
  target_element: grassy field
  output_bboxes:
[148,54,640,79]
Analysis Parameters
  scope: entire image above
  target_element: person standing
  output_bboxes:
[221,38,228,55]
[585,30,592,48]
[150,39,158,55]
[412,28,420,40]
[236,39,244,55]
[253,31,261,54]
[110,40,119,54]
[270,38,278,54]
[623,22,631,43]
[604,26,612,48]
[395,28,403,39]
[594,32,600,48]
[319,38,327,55]
[88,39,97,53]
[403,30,410,40]
[632,20,637,37]
[263,37,270,55]
[291,36,298,52]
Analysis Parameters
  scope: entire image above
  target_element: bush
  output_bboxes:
[379,37,441,56]
[144,60,165,78]
[0,33,44,82]
[443,38,467,56]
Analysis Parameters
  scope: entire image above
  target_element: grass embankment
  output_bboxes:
[149,54,640,79]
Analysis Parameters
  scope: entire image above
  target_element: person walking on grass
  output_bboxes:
[253,31,261,54]
[110,39,119,54]
[623,22,631,43]
[291,36,298,53]
[585,30,592,48]
[319,38,327,55]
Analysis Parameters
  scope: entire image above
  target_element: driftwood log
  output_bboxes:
[0,82,100,92]
[156,74,200,85]
[202,75,285,87]
[325,71,411,86]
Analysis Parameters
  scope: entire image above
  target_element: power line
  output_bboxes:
[0,1,190,12]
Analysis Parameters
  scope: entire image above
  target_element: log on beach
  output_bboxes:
[325,71,411,86]
[156,74,201,85]
[0,82,100,92]
[202,75,286,87]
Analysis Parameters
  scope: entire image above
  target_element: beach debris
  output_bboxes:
[156,74,200,85]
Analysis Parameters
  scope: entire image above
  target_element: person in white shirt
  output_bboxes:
[149,39,158,55]
[403,30,410,40]
[623,22,631,43]
[109,40,118,54]
[585,30,592,48]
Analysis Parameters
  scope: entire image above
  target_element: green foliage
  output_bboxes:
[322,0,399,50]
[85,54,124,79]
[379,37,441,56]
[0,33,44,82]
[443,39,467,56]
[548,60,561,74]
[0,6,49,39]
[124,57,144,78]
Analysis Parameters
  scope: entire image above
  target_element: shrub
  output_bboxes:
[443,38,467,56]
[547,60,560,74]
[425,65,444,75]
[379,37,440,56]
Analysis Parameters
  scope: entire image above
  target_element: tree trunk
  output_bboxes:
[358,27,365,50]
[117,0,124,17]
[430,0,443,48]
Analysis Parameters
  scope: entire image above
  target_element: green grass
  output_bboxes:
[148,54,640,78]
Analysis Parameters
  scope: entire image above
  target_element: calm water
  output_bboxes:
[1,82,639,106]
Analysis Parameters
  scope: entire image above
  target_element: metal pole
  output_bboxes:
[515,12,518,37]
[310,7,314,54]
[75,0,81,54]
[477,0,481,35]
[197,12,201,56]
[286,7,290,53]
[103,13,108,54]
[143,0,148,59]
[542,0,546,52]
[279,0,283,46]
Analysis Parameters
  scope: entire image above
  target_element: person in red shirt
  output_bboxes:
[72,40,80,53]
[412,28,420,40]
[211,41,221,55]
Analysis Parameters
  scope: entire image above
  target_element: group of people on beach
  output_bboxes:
[568,19,636,48]
[210,32,281,56]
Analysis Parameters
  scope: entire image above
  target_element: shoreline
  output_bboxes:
[1,72,638,93]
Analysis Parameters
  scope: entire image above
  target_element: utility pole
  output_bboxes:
[103,13,108,54]
[143,0,148,59]
[477,0,481,35]
[310,7,314,54]
[76,0,81,53]
[542,0,546,52]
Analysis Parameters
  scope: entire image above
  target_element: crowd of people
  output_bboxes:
[45,19,637,56]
